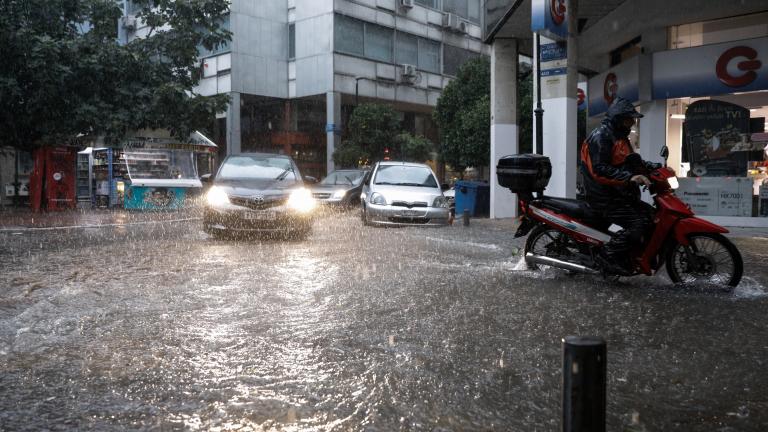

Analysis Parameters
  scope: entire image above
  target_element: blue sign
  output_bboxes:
[540,67,567,77]
[540,42,567,61]
[532,0,568,40]
[325,123,342,133]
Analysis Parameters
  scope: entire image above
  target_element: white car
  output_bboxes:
[360,161,451,226]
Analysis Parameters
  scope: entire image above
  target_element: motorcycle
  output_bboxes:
[497,148,743,287]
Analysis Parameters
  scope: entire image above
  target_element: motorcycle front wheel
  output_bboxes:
[665,233,743,287]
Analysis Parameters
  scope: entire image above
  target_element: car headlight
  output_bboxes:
[432,196,449,208]
[287,188,316,213]
[332,189,347,199]
[206,186,230,206]
[667,176,679,190]
[370,192,386,205]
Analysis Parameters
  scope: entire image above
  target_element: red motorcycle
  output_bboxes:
[497,151,743,287]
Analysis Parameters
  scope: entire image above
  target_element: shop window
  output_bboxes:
[669,11,768,49]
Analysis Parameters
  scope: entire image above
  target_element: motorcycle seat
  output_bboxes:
[537,196,603,221]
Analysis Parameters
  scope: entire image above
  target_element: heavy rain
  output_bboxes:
[1,209,767,431]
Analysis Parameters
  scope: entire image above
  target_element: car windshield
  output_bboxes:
[373,165,437,188]
[217,156,296,180]
[320,170,365,186]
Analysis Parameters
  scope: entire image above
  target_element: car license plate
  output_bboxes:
[401,210,422,217]
[244,211,276,221]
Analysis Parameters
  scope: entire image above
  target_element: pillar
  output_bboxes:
[326,91,341,174]
[490,38,519,219]
[226,92,241,155]
[638,100,668,167]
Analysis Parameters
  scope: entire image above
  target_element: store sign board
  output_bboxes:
[540,42,567,62]
[532,0,567,41]
[653,36,768,100]
[677,177,753,217]
[587,56,640,116]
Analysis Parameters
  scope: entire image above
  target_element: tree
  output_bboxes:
[433,57,490,173]
[396,133,435,163]
[333,103,400,168]
[0,0,231,150]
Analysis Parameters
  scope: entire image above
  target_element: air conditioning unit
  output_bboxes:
[120,15,137,31]
[401,64,418,83]
[400,0,415,9]
[442,13,467,33]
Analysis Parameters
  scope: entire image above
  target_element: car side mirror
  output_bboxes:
[303,175,318,184]
[200,174,212,184]
[441,183,450,191]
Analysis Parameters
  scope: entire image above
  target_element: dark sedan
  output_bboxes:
[310,169,368,207]
[203,153,317,238]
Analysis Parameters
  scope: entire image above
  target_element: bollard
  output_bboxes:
[562,336,606,432]
[463,209,470,226]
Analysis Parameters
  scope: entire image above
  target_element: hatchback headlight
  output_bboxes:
[332,189,347,199]
[432,196,449,208]
[370,192,386,205]
[667,176,679,190]
[206,186,230,206]
[287,188,316,213]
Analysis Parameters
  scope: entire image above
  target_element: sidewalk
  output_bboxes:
[0,208,202,230]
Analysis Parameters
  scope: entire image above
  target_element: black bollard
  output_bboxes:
[562,336,606,432]
[463,209,470,226]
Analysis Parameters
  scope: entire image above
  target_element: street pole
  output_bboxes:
[562,336,606,432]
[534,32,544,155]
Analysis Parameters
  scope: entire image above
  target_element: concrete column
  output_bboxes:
[536,0,578,199]
[490,38,519,219]
[326,91,341,174]
[226,92,241,155]
[638,100,668,166]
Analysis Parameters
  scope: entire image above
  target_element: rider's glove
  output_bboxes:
[630,175,651,187]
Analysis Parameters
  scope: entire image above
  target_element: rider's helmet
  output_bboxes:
[605,97,644,120]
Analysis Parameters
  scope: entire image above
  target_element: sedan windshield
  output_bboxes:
[321,170,365,186]
[218,156,296,180]
[373,165,437,188]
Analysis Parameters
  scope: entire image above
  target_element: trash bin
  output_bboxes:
[454,180,490,217]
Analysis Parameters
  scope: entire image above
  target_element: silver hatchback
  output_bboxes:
[360,161,451,226]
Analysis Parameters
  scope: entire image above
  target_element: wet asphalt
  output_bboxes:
[0,209,767,431]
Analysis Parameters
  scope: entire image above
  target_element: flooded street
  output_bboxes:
[1,211,767,431]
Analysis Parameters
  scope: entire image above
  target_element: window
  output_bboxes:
[335,15,364,57]
[395,32,419,66]
[288,23,295,59]
[197,14,231,57]
[415,0,439,8]
[443,0,481,24]
[418,38,441,73]
[365,23,394,63]
[443,44,481,76]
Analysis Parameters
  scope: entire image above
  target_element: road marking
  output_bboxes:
[0,217,202,233]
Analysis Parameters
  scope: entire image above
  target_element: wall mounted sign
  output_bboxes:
[587,56,640,116]
[532,0,568,41]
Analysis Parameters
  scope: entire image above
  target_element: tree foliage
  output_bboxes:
[433,57,490,172]
[333,103,434,168]
[0,0,231,150]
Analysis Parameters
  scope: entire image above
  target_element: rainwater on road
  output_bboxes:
[0,210,767,431]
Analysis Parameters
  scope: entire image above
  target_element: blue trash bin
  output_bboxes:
[454,181,490,217]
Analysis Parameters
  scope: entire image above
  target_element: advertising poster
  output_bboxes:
[682,100,761,177]
[531,0,567,40]
[587,56,640,116]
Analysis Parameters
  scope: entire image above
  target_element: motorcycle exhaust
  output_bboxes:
[525,253,600,275]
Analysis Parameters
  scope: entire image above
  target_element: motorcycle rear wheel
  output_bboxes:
[524,224,582,271]
[665,233,743,287]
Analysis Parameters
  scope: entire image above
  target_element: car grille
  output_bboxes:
[230,196,288,210]
[312,192,332,199]
[391,201,428,208]
[389,217,431,224]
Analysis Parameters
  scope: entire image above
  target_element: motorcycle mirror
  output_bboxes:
[660,146,669,160]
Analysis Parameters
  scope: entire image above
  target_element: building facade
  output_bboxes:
[485,0,768,227]
[122,0,489,180]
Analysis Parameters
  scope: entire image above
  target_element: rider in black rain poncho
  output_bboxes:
[579,97,663,275]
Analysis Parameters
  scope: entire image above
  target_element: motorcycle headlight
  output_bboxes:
[287,188,316,213]
[432,196,449,208]
[332,189,347,199]
[206,186,230,206]
[667,176,679,190]
[370,192,387,205]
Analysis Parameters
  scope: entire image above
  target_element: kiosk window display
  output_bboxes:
[123,149,202,210]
